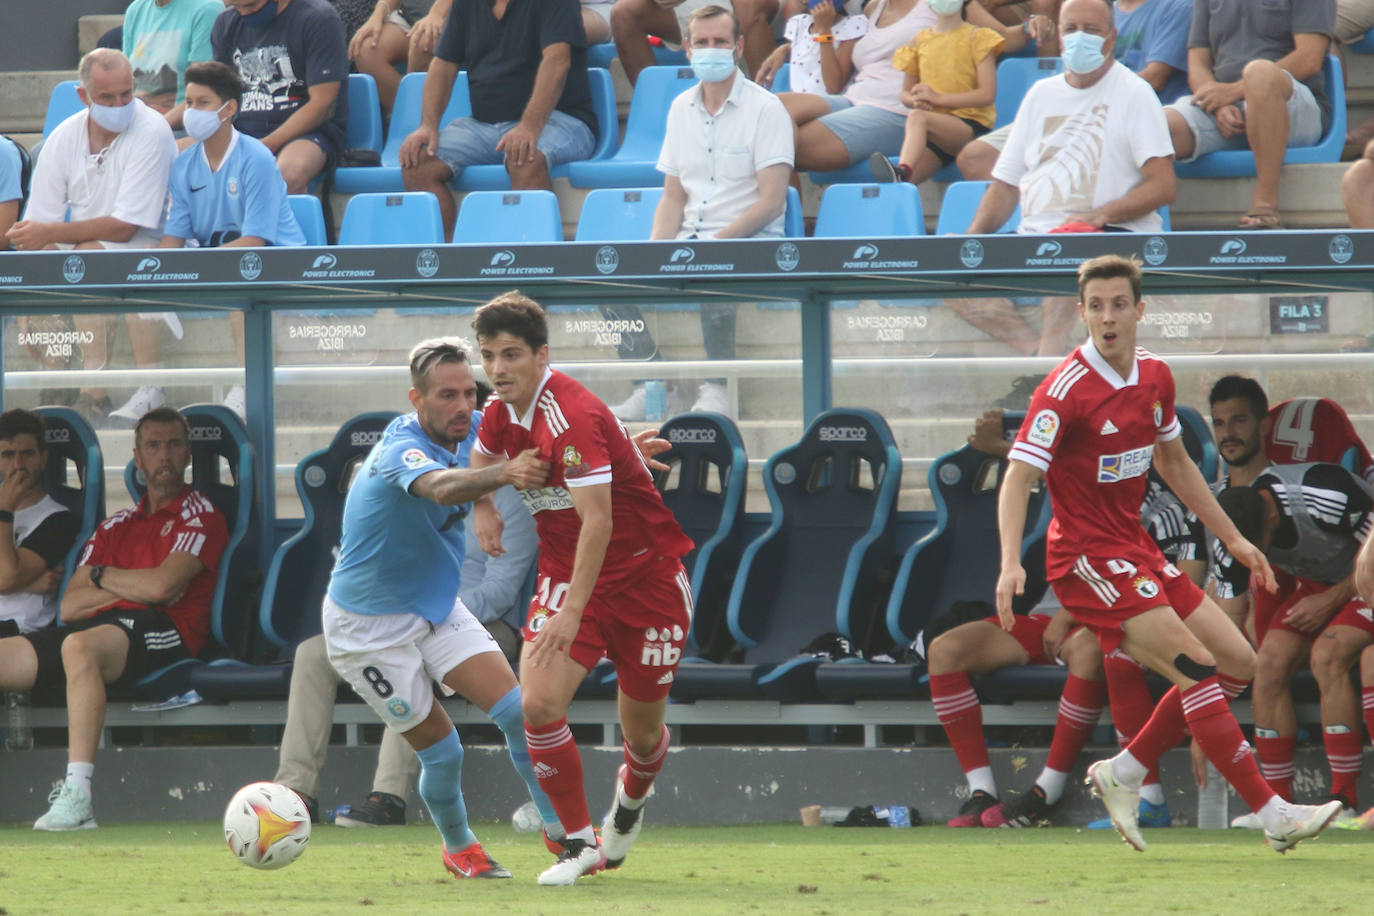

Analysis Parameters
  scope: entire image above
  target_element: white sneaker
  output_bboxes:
[689,381,728,415]
[1229,811,1264,829]
[222,384,246,421]
[1266,799,1343,853]
[537,837,607,886]
[1086,759,1145,851]
[33,782,97,831]
[108,385,166,423]
[601,764,652,869]
[611,386,647,422]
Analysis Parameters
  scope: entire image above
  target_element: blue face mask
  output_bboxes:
[184,102,231,142]
[690,47,738,84]
[1061,30,1107,75]
[239,0,279,28]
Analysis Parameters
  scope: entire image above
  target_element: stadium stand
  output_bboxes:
[337,191,445,246]
[451,189,563,243]
[574,187,666,240]
[287,194,328,247]
[40,80,82,139]
[814,183,925,238]
[566,65,698,189]
[934,180,1020,235]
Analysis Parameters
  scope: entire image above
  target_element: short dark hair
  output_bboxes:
[134,406,190,447]
[1216,484,1268,547]
[0,409,45,446]
[471,290,549,352]
[1077,254,1142,304]
[1208,375,1268,418]
[184,61,243,106]
[408,336,471,393]
[687,4,740,42]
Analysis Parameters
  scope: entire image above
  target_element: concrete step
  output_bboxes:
[78,14,124,59]
[0,70,76,135]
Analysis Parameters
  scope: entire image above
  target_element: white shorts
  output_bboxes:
[53,231,160,251]
[581,0,615,31]
[322,593,502,732]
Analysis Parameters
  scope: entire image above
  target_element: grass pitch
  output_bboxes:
[3,821,1373,915]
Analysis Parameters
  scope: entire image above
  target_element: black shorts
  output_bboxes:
[24,608,190,700]
[0,618,19,638]
[927,117,993,167]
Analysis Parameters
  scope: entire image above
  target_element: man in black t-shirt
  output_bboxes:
[213,0,350,193]
[399,0,596,238]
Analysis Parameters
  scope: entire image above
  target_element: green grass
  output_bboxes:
[3,822,1373,915]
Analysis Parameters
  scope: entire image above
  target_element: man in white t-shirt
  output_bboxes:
[967,0,1175,234]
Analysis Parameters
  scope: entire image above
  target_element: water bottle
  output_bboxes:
[886,805,913,828]
[1196,761,1228,829]
[644,379,667,422]
[5,692,32,750]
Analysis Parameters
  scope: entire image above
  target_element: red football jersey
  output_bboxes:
[475,368,693,589]
[1009,344,1181,580]
[79,486,229,656]
[1266,397,1374,483]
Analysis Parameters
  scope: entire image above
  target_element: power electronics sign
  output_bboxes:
[479,249,554,277]
[301,253,376,280]
[841,243,918,270]
[126,256,200,282]
[1024,239,1081,267]
[1208,238,1286,266]
[659,246,735,274]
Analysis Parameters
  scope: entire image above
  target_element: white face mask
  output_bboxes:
[184,102,231,142]
[89,99,136,133]
[928,0,963,15]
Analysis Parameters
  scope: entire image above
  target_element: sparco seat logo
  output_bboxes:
[819,426,868,442]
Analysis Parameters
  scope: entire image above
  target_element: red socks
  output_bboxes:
[1181,678,1275,814]
[1254,733,1296,801]
[1046,674,1107,773]
[623,724,670,800]
[525,718,592,835]
[930,672,988,775]
[1104,650,1159,783]
[1324,728,1364,808]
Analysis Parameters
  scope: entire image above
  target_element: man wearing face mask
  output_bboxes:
[966,0,1175,234]
[159,61,306,250]
[6,49,176,252]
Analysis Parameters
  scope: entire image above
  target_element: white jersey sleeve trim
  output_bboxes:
[565,468,613,488]
[1157,416,1181,442]
[474,440,501,458]
[1009,443,1051,472]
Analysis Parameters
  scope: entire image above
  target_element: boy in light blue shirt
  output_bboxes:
[159,60,305,250]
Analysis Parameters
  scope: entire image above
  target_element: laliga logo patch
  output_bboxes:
[401,448,429,468]
[1132,576,1159,599]
[1027,408,1059,448]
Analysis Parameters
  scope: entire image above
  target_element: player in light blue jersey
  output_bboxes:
[158,61,305,250]
[322,336,561,881]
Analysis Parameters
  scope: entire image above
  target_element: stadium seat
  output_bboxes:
[566,65,699,188]
[345,73,385,158]
[337,191,445,245]
[42,80,83,138]
[814,183,925,237]
[1175,404,1218,482]
[808,158,961,186]
[652,413,749,660]
[770,63,791,93]
[332,70,471,194]
[1352,30,1374,53]
[34,406,104,590]
[934,180,1020,235]
[994,57,1063,129]
[575,187,665,240]
[784,186,804,237]
[672,408,902,701]
[452,189,563,242]
[586,41,687,69]
[287,194,327,246]
[1175,55,1346,176]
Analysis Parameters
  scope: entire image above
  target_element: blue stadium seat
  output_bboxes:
[345,73,385,156]
[652,413,749,659]
[34,407,104,590]
[287,194,327,246]
[1175,404,1218,482]
[332,71,472,194]
[1175,55,1346,177]
[770,62,791,93]
[337,191,445,245]
[566,66,699,188]
[575,187,665,240]
[192,412,400,701]
[1352,30,1374,53]
[809,158,961,186]
[784,185,804,237]
[586,41,687,69]
[814,183,925,237]
[994,57,1063,128]
[934,180,1020,235]
[672,408,902,701]
[42,80,83,138]
[452,189,563,242]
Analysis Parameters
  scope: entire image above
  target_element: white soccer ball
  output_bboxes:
[224,781,312,869]
[511,799,543,833]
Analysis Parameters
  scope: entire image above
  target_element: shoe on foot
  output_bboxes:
[1266,799,1343,853]
[538,837,607,886]
[602,764,651,869]
[222,385,246,421]
[1137,798,1172,828]
[290,789,320,824]
[334,791,405,828]
[443,840,512,878]
[1229,811,1264,830]
[946,789,998,827]
[108,385,166,424]
[982,785,1050,828]
[868,151,901,183]
[1087,759,1145,851]
[611,386,647,422]
[689,381,728,415]
[1329,806,1364,830]
[33,782,97,831]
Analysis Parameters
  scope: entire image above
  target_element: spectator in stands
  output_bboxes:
[212,0,350,194]
[121,0,222,125]
[348,0,452,120]
[612,0,781,86]
[0,136,23,251]
[966,0,1175,234]
[1338,1,1374,157]
[754,1,869,94]
[398,0,596,239]
[1342,139,1374,227]
[10,407,227,831]
[608,5,793,421]
[159,62,307,250]
[6,49,178,429]
[1162,0,1334,230]
[0,410,81,639]
[580,0,615,44]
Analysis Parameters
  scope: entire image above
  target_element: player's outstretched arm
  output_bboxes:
[412,448,549,507]
[1357,536,1374,607]
[525,483,612,669]
[995,459,1040,628]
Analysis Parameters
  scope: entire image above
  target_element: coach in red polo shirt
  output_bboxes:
[28,405,228,831]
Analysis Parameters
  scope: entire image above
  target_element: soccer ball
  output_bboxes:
[223,781,311,869]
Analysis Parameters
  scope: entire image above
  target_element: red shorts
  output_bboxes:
[1051,556,1204,654]
[982,613,1054,665]
[1254,570,1374,643]
[523,555,693,703]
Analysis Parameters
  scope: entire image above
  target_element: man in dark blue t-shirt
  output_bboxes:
[399,0,596,238]
[212,0,349,193]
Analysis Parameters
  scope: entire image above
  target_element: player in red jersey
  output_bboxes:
[995,254,1341,853]
[1266,396,1374,484]
[469,291,695,886]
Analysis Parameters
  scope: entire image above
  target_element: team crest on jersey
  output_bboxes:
[402,448,429,469]
[1152,401,1163,427]
[528,608,549,632]
[563,445,582,467]
[1027,409,1060,448]
[1133,576,1160,599]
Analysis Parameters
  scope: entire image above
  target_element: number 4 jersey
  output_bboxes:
[1266,397,1374,484]
[474,368,694,589]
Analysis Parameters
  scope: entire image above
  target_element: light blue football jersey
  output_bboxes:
[164,129,305,247]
